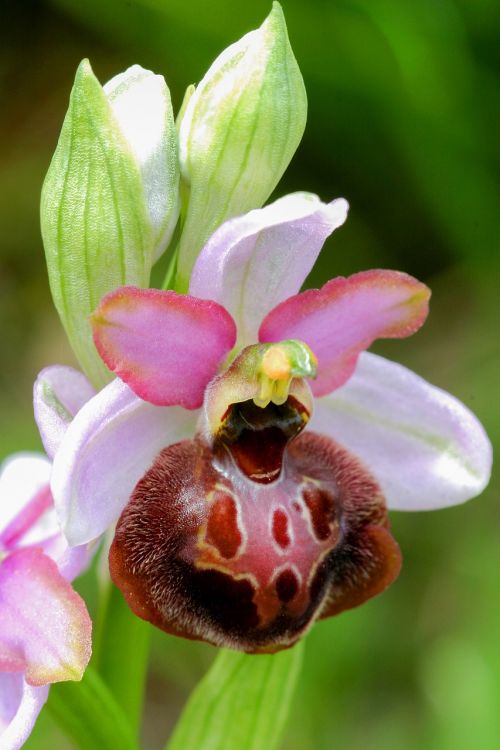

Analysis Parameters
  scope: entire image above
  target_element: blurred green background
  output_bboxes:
[1,0,499,748]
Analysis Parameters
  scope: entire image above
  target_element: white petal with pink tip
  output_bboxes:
[311,352,492,510]
[51,378,198,546]
[0,454,51,539]
[190,192,348,348]
[0,452,91,582]
[34,366,96,460]
[0,674,48,750]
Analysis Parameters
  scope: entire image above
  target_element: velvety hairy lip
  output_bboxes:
[109,416,400,653]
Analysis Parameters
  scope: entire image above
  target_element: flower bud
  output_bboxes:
[103,64,180,260]
[41,60,179,386]
[176,2,307,290]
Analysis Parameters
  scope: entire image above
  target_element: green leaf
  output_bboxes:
[166,642,304,750]
[40,59,154,388]
[47,664,138,750]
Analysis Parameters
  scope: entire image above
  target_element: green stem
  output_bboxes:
[48,665,138,750]
[93,580,151,738]
[161,177,190,292]
[165,642,304,750]
[161,244,179,291]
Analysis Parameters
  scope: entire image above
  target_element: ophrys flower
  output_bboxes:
[44,194,491,654]
[0,448,92,750]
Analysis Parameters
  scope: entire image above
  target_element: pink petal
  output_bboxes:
[259,269,430,396]
[41,538,93,583]
[0,454,93,582]
[19,521,93,582]
[34,366,96,460]
[0,674,48,750]
[189,193,349,348]
[0,454,51,542]
[91,286,237,408]
[51,378,198,546]
[311,352,492,510]
[0,486,52,550]
[0,548,92,686]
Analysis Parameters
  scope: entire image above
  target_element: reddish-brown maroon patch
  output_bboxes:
[275,569,299,602]
[303,486,335,541]
[319,525,402,619]
[206,492,242,559]
[272,508,291,549]
[189,568,260,631]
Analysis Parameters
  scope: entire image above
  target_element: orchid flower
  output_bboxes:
[41,192,491,655]
[0,366,96,749]
[0,448,92,750]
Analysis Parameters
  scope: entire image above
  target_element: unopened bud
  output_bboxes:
[176,2,307,290]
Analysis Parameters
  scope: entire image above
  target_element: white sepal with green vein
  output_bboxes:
[41,60,179,387]
[175,1,307,291]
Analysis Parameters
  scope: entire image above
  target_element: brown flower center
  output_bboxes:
[109,402,401,653]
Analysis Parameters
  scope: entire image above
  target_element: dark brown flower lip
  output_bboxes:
[109,424,401,654]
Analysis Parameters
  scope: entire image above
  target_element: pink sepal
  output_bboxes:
[259,270,430,396]
[92,286,237,408]
[0,548,92,686]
